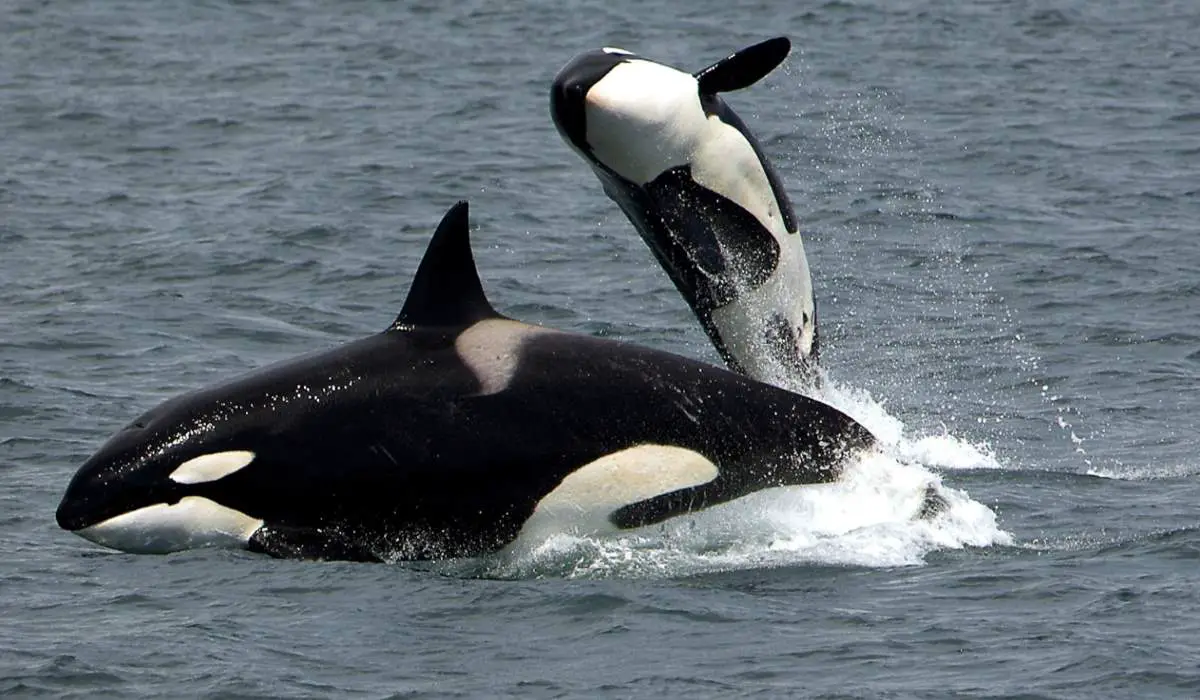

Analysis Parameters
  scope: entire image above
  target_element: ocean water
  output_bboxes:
[3,0,1199,697]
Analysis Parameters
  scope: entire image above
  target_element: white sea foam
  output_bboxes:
[478,375,1013,579]
[819,375,1003,471]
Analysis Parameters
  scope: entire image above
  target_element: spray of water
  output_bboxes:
[422,60,1024,579]
[426,79,1019,579]
[433,372,1011,580]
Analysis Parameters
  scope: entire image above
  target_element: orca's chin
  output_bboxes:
[55,493,97,532]
[61,496,264,555]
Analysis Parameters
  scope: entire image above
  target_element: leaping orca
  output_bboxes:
[56,202,876,562]
[551,37,818,389]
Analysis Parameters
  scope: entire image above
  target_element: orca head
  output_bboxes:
[550,37,792,189]
[551,46,701,190]
[57,201,502,557]
[55,391,273,554]
[549,38,799,272]
[550,47,631,164]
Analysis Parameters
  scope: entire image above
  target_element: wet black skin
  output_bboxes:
[57,202,873,562]
[57,323,873,561]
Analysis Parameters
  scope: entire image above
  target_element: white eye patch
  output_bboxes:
[602,47,634,56]
[169,450,256,485]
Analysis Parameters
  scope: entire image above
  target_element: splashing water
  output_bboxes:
[426,67,1016,579]
[437,372,1012,580]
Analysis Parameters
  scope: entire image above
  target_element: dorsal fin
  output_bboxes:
[693,37,791,95]
[390,201,500,330]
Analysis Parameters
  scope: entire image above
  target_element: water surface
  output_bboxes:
[3,1,1199,697]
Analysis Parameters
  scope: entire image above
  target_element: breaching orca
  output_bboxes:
[551,37,818,389]
[56,202,875,562]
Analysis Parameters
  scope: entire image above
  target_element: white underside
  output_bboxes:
[582,60,816,383]
[710,233,815,387]
[515,444,719,542]
[75,496,263,554]
[585,61,788,239]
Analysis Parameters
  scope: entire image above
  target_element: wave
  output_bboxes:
[431,374,1013,580]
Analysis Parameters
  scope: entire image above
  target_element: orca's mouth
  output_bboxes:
[63,496,264,555]
[56,487,102,531]
[55,486,142,532]
[55,468,180,533]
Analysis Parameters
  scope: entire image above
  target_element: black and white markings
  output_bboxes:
[519,444,720,539]
[76,497,263,554]
[57,202,874,562]
[453,319,554,396]
[551,38,820,388]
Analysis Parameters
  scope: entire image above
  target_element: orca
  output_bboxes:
[56,202,876,562]
[551,37,818,389]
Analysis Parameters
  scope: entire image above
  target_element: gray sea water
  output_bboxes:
[3,0,1199,697]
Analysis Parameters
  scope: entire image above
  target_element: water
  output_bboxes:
[3,0,1199,697]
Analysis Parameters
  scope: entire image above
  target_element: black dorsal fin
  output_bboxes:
[390,201,500,330]
[693,37,791,95]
